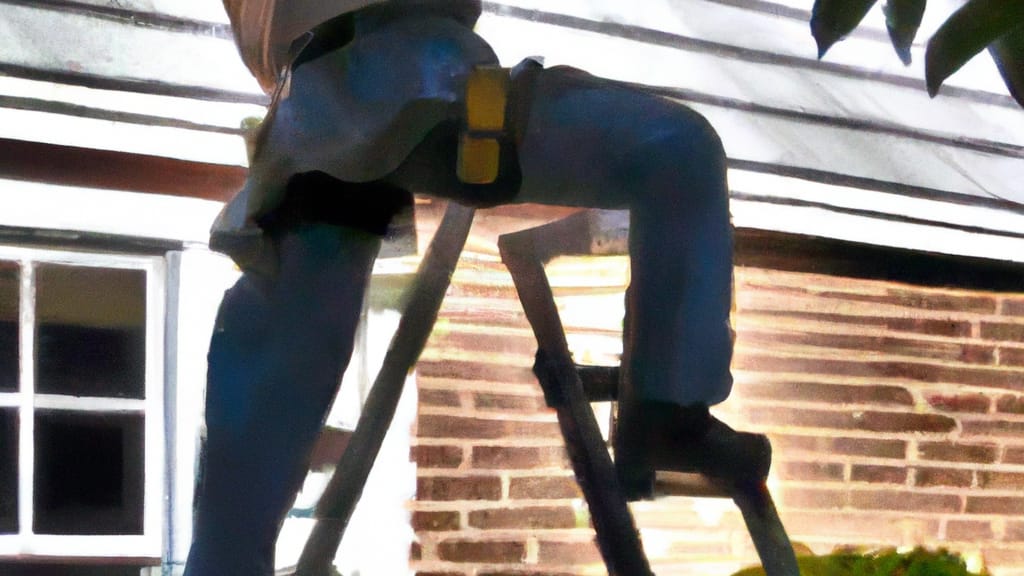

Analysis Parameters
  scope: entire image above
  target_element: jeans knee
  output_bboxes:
[634,135,728,228]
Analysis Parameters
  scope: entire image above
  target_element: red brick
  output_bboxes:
[780,487,848,510]
[473,392,545,412]
[736,355,1021,390]
[412,445,464,469]
[961,345,997,364]
[509,476,582,500]
[998,395,1024,415]
[918,441,998,463]
[894,363,1022,390]
[417,476,502,501]
[858,411,957,434]
[851,465,906,485]
[946,519,995,542]
[885,317,973,337]
[430,331,535,357]
[420,388,463,408]
[771,434,906,459]
[745,286,991,313]
[978,471,1024,490]
[1002,348,1024,367]
[745,407,955,434]
[779,511,932,543]
[737,331,993,366]
[417,415,560,440]
[1005,446,1024,464]
[962,419,1024,438]
[982,322,1024,342]
[444,280,520,300]
[413,511,461,532]
[411,542,423,562]
[479,572,577,576]
[416,573,461,576]
[851,490,962,513]
[468,506,577,530]
[418,359,535,384]
[966,496,1024,515]
[775,461,845,482]
[743,310,972,338]
[437,540,526,563]
[471,445,568,470]
[833,437,908,458]
[927,393,991,413]
[979,546,1024,566]
[536,540,602,565]
[736,380,913,406]
[1004,520,1024,541]
[915,467,973,488]
[1003,299,1024,317]
[832,289,996,314]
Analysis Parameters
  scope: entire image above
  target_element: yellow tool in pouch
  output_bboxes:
[458,65,510,184]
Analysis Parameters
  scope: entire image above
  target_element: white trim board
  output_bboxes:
[0,3,260,96]
[729,169,1024,239]
[57,0,232,25]
[481,0,1012,98]
[0,106,249,167]
[0,178,224,246]
[0,75,266,132]
[732,199,1024,266]
[477,10,1024,149]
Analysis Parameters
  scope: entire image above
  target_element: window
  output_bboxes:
[0,246,164,562]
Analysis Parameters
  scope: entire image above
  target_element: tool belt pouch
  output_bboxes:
[458,65,510,185]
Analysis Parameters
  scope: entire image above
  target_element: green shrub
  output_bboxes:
[732,547,987,576]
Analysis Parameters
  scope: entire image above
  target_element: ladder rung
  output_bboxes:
[577,364,618,402]
[654,471,732,498]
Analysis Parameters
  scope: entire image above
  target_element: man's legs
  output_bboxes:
[510,67,767,493]
[185,223,380,576]
[510,67,733,402]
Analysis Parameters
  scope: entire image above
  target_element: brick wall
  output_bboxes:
[408,224,1024,576]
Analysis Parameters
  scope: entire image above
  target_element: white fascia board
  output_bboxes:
[0,76,266,131]
[733,174,1024,264]
[0,3,260,96]
[696,105,1022,205]
[482,0,1011,97]
[0,178,224,245]
[0,107,249,167]
[477,11,1024,149]
[730,169,1024,238]
[70,0,232,24]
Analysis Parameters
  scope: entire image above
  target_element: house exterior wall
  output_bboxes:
[1,1,1021,574]
[409,226,1024,576]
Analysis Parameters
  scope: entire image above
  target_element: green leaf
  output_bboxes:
[811,0,879,58]
[925,0,1024,97]
[989,24,1024,108]
[883,0,926,64]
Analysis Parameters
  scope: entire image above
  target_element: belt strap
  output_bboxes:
[458,65,510,184]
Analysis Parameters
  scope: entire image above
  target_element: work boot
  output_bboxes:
[614,400,771,500]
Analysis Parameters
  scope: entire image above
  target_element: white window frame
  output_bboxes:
[0,244,165,562]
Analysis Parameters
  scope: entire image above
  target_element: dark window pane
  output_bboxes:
[0,261,17,392]
[34,411,144,535]
[0,409,16,534]
[35,265,146,399]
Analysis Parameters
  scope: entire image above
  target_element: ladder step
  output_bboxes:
[654,471,732,498]
[576,364,619,402]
